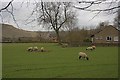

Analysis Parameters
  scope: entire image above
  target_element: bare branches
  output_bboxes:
[74,0,119,12]
[76,1,102,10]
[0,0,20,28]
[25,5,37,22]
[75,0,103,10]
[0,0,14,12]
[88,11,101,22]
[74,0,119,23]
[6,9,20,28]
[74,5,120,12]
[78,1,103,4]
[58,5,67,30]
[74,5,120,23]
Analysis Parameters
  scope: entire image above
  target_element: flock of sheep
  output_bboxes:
[61,43,96,61]
[26,45,96,61]
[27,46,45,52]
[79,45,96,60]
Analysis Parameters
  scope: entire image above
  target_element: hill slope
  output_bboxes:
[1,24,40,42]
[2,24,39,38]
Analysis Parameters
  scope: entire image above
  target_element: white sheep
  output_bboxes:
[33,46,38,51]
[86,47,93,50]
[41,47,44,52]
[92,45,96,49]
[78,52,89,60]
[62,43,68,48]
[27,47,33,52]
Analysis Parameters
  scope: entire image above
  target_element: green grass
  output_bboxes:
[2,43,118,78]
[0,43,2,79]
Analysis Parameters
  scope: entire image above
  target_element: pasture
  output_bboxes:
[2,43,118,78]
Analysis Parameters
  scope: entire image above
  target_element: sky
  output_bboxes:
[0,0,119,31]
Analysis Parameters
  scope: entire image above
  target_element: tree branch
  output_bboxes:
[42,2,55,30]
[78,1,103,4]
[76,2,94,10]
[58,5,67,30]
[54,3,60,29]
[6,8,20,28]
[74,5,120,12]
[74,0,120,12]
[76,0,104,10]
[0,0,14,12]
[88,11,101,22]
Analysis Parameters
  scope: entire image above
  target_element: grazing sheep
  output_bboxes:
[33,46,38,51]
[41,47,44,52]
[78,52,89,60]
[27,47,33,52]
[86,47,93,50]
[92,45,96,49]
[62,43,68,48]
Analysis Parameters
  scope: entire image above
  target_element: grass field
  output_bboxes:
[2,43,118,78]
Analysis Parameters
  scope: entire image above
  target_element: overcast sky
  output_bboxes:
[0,0,119,31]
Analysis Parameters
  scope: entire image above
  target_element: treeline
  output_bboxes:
[2,22,118,44]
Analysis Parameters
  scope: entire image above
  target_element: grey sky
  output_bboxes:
[0,0,118,31]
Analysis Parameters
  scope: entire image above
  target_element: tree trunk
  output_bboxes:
[55,30,62,45]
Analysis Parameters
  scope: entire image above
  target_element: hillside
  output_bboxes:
[2,24,39,38]
[1,24,40,42]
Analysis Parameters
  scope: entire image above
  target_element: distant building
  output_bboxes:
[91,25,120,44]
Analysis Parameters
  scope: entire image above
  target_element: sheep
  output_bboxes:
[33,46,38,51]
[27,47,33,52]
[40,47,44,52]
[78,52,89,60]
[86,47,93,50]
[61,43,68,48]
[92,45,96,49]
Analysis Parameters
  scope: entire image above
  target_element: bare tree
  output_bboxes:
[36,2,76,44]
[1,0,120,44]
